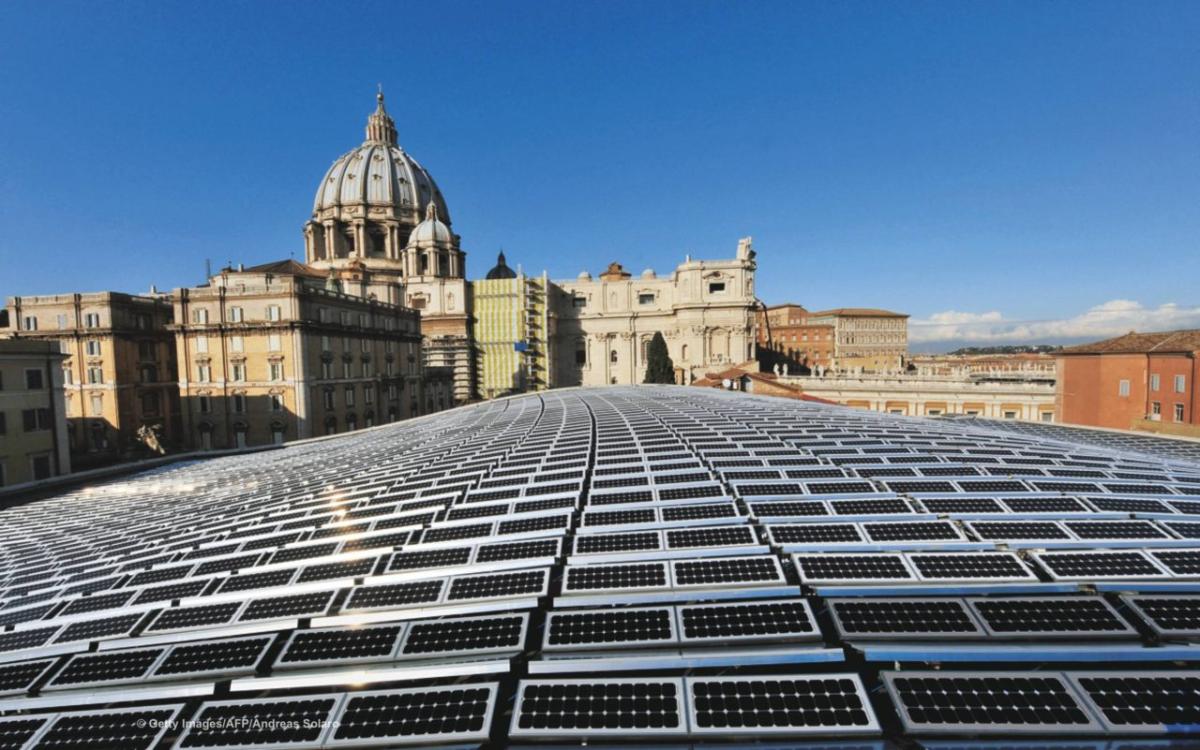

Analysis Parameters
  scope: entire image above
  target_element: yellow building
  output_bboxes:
[472,254,553,399]
[0,340,71,487]
[172,260,436,451]
[806,307,909,373]
[3,292,179,468]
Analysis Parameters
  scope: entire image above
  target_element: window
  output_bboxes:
[233,394,246,413]
[89,394,102,414]
[572,296,586,309]
[321,336,331,352]
[361,338,369,352]
[269,362,283,381]
[87,367,103,385]
[270,394,284,412]
[194,308,209,324]
[31,455,52,481]
[345,387,355,407]
[346,414,357,431]
[1176,403,1186,422]
[137,340,155,360]
[63,368,72,385]
[197,364,211,382]
[1040,412,1054,422]
[235,429,247,449]
[342,336,351,351]
[198,395,211,414]
[1175,375,1187,393]
[1118,379,1131,397]
[229,306,243,323]
[140,365,157,383]
[386,360,394,376]
[22,315,37,331]
[340,311,351,326]
[231,336,244,353]
[85,340,101,356]
[364,386,374,405]
[267,305,281,321]
[361,361,371,377]
[1152,401,1162,415]
[708,282,726,294]
[1151,374,1161,391]
[323,389,335,410]
[231,363,246,382]
[359,313,368,328]
[141,392,160,415]
[84,313,100,328]
[610,350,618,364]
[1003,410,1018,419]
[22,408,52,432]
[0,412,5,435]
[321,361,333,379]
[199,428,212,451]
[196,336,208,353]
[638,293,655,305]
[272,429,284,445]
[575,343,586,366]
[268,334,281,352]
[25,369,44,390]
[318,308,329,323]
[388,384,398,400]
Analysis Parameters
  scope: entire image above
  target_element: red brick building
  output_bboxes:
[755,303,835,371]
[1056,330,1200,435]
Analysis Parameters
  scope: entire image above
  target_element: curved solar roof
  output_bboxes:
[0,386,1199,748]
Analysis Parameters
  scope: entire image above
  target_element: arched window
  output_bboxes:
[681,344,688,362]
[610,350,618,364]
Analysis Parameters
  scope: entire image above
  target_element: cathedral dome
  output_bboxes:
[485,251,517,280]
[312,90,451,225]
[407,202,453,249]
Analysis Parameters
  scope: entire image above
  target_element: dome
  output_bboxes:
[641,268,657,279]
[312,90,451,224]
[485,251,517,280]
[577,271,592,281]
[407,202,453,249]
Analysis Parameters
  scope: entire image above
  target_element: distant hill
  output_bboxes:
[946,344,1064,355]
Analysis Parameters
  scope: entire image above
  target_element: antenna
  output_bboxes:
[205,258,212,280]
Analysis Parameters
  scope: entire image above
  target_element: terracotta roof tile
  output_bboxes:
[1060,329,1200,355]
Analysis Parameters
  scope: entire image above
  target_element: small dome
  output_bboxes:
[486,251,517,280]
[407,202,453,249]
[641,268,656,279]
[577,271,592,281]
[312,90,450,225]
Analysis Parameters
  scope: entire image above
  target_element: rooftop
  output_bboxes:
[809,307,910,318]
[0,387,1198,746]
[1060,328,1200,355]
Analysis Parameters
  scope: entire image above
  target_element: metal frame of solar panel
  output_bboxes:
[7,387,1200,747]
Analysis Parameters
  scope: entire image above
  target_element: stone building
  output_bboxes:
[806,307,909,373]
[0,340,71,486]
[171,260,435,450]
[2,292,179,468]
[472,254,553,400]
[304,91,474,403]
[551,238,759,387]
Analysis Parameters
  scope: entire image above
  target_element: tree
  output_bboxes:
[643,332,676,384]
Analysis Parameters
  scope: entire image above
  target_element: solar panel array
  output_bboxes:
[1,386,1199,748]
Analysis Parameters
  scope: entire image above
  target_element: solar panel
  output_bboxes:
[544,606,676,650]
[0,715,50,750]
[342,580,444,612]
[688,674,880,735]
[326,683,498,746]
[677,598,819,643]
[38,705,182,750]
[1033,550,1169,581]
[883,671,1102,734]
[908,552,1037,582]
[793,553,916,584]
[968,597,1136,638]
[446,568,549,601]
[239,590,335,621]
[153,634,272,680]
[511,678,686,737]
[0,658,55,696]
[176,694,340,748]
[563,561,670,593]
[671,555,785,587]
[829,598,985,639]
[47,646,165,689]
[1121,595,1200,638]
[399,612,528,657]
[277,624,404,668]
[1067,671,1200,734]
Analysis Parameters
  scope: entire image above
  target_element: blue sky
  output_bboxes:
[1,1,1197,349]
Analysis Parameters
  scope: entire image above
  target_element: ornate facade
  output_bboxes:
[551,239,759,387]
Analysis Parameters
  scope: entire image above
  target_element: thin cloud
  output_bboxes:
[909,300,1200,344]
